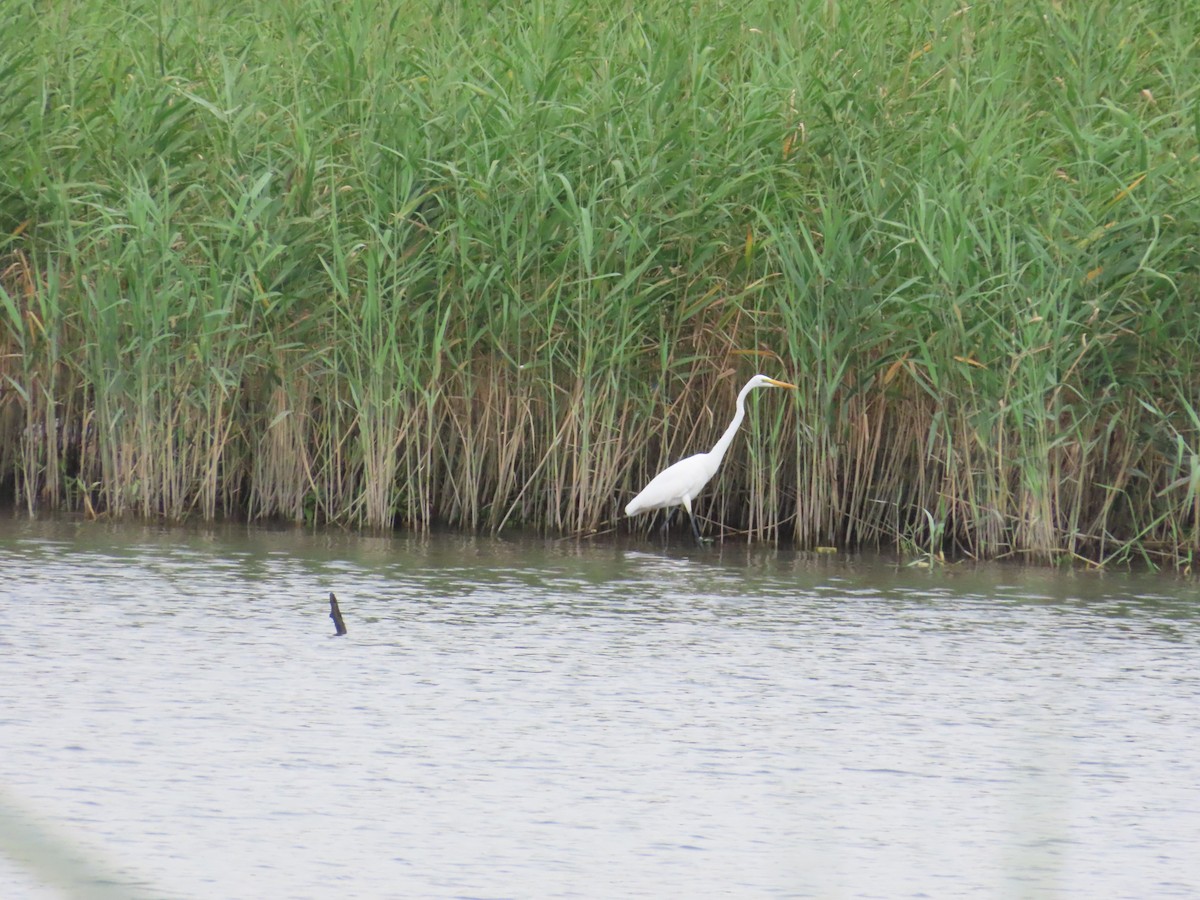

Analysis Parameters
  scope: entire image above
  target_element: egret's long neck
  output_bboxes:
[706,381,756,465]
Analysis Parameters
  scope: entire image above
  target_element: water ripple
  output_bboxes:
[1,519,1199,899]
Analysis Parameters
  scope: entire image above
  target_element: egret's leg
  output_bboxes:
[659,506,677,534]
[682,496,705,545]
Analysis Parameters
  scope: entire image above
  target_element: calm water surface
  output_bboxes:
[1,518,1198,898]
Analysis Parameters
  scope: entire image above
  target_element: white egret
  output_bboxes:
[625,374,798,544]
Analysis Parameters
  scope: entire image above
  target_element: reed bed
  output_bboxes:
[1,0,1198,566]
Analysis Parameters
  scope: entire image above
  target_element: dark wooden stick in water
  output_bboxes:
[329,592,347,636]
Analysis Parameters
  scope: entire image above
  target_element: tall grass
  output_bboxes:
[1,0,1198,565]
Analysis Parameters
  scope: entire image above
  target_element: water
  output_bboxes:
[1,517,1198,899]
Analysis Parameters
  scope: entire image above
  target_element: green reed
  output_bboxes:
[1,0,1198,566]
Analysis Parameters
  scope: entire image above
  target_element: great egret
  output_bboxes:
[625,374,798,544]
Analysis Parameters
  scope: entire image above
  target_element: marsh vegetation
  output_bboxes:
[1,0,1198,565]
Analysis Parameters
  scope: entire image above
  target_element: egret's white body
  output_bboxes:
[625,374,797,542]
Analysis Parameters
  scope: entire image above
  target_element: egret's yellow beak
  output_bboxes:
[766,378,798,389]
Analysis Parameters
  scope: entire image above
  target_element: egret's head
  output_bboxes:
[750,374,798,390]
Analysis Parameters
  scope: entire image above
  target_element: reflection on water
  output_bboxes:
[2,517,1199,898]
